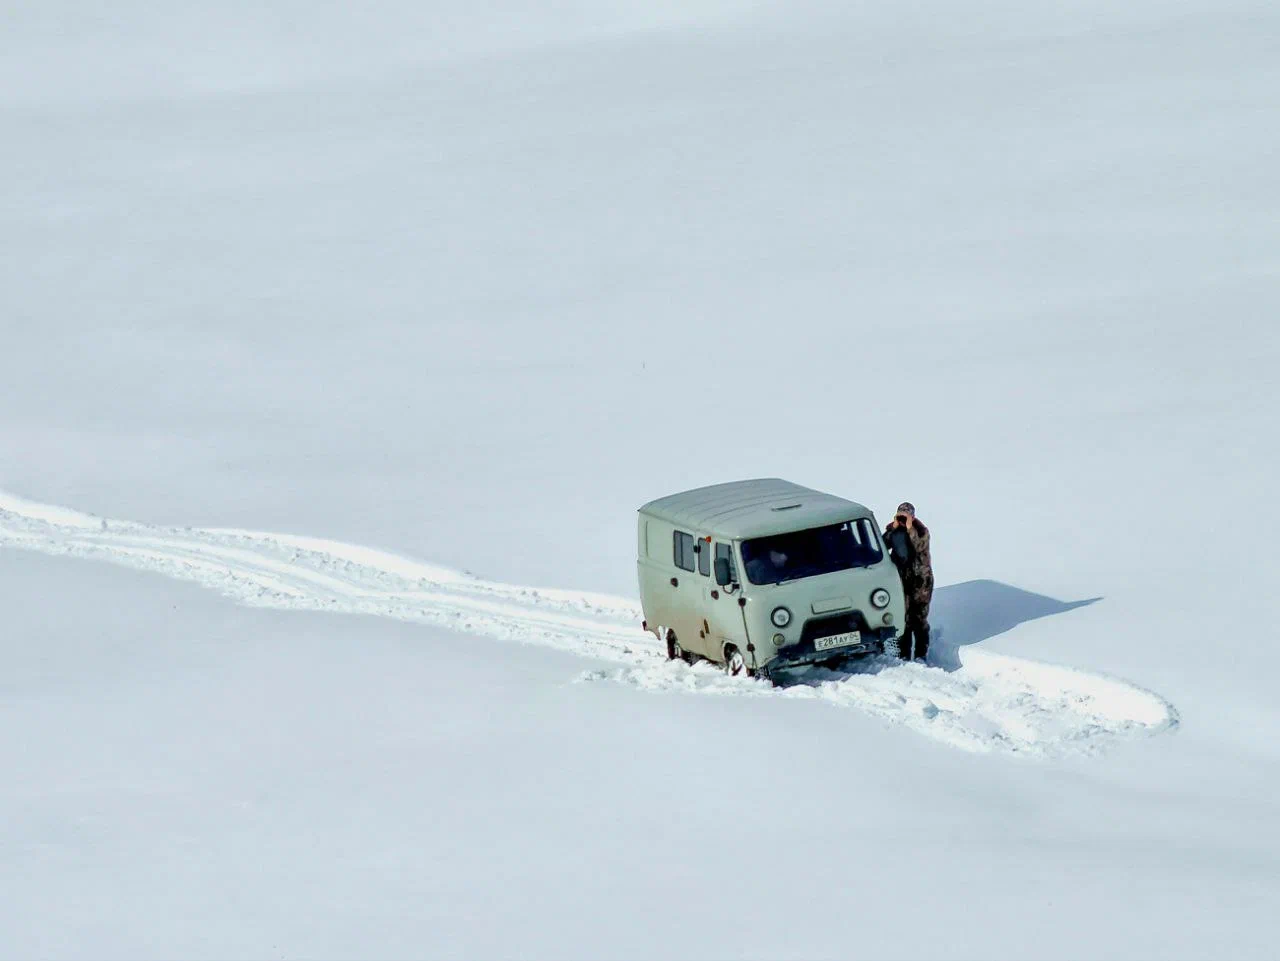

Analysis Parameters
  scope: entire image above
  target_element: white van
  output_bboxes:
[637,478,905,678]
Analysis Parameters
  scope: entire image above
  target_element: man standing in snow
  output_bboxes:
[883,502,933,662]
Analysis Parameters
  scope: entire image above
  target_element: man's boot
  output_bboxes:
[898,625,915,661]
[914,623,930,662]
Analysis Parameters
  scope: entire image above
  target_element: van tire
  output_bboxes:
[665,629,683,661]
[724,645,750,678]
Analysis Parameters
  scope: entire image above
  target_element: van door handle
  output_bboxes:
[670,577,678,587]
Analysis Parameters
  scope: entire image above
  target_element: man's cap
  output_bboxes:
[896,502,916,516]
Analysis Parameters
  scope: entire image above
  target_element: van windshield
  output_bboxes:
[741,519,883,585]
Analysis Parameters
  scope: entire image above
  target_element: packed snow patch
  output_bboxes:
[0,491,1176,757]
[575,651,1176,756]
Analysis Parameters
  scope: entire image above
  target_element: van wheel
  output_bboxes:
[724,645,750,678]
[666,629,683,661]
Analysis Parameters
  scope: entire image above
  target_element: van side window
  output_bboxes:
[673,531,696,572]
[697,539,710,577]
[715,542,738,582]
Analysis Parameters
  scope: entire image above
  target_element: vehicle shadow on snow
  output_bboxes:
[772,579,1100,686]
[927,579,1101,671]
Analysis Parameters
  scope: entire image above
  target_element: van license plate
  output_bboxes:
[814,631,861,652]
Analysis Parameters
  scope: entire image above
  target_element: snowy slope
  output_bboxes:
[2,0,1279,957]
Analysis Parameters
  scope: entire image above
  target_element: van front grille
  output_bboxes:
[800,612,870,644]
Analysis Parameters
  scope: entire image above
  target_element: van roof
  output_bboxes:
[638,478,874,540]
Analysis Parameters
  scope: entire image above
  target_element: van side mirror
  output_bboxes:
[714,557,733,586]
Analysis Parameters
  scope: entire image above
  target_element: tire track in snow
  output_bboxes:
[0,492,1178,757]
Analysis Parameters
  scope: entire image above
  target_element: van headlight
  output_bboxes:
[770,606,792,628]
[870,588,890,609]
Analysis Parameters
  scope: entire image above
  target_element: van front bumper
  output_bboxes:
[760,627,897,675]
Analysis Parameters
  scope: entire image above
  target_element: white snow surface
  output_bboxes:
[0,491,1177,758]
[3,0,1279,958]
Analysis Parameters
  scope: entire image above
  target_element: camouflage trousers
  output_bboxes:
[900,582,931,661]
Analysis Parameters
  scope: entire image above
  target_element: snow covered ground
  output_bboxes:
[0,491,1179,758]
[3,0,1279,958]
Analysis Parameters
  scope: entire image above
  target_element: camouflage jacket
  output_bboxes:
[884,519,934,604]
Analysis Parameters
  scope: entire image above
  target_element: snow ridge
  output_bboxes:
[0,492,1177,757]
